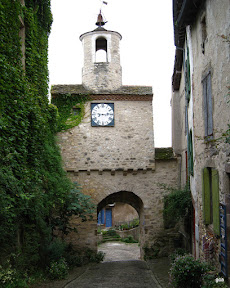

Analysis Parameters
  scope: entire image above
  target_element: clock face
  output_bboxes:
[91,103,114,126]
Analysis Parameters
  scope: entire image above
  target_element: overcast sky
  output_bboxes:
[48,0,175,147]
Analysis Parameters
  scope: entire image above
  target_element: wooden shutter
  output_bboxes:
[202,168,211,224]
[212,169,220,235]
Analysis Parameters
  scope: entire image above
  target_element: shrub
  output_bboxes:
[170,248,188,262]
[107,229,118,237]
[143,245,160,260]
[202,273,228,288]
[116,218,140,231]
[84,249,105,263]
[169,255,209,288]
[48,258,69,280]
[162,184,192,228]
[0,262,30,288]
[46,238,68,263]
[121,235,138,243]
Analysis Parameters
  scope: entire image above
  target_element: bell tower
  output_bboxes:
[80,11,122,91]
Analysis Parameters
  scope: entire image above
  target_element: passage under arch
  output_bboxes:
[97,191,143,215]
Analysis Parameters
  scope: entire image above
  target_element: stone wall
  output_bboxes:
[80,30,122,91]
[112,203,138,224]
[58,100,155,172]
[63,159,178,257]
[172,0,230,268]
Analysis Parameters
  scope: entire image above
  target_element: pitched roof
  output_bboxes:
[51,84,152,96]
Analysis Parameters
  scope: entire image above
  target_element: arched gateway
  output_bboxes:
[51,11,178,258]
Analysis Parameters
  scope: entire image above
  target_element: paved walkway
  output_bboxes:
[64,242,170,288]
[33,242,170,288]
[65,260,160,288]
[98,241,140,261]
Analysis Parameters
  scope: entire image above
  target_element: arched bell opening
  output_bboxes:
[95,37,107,62]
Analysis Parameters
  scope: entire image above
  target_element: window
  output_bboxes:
[202,72,213,138]
[95,37,107,62]
[188,130,194,176]
[201,14,207,54]
[202,168,220,235]
[72,107,81,116]
[185,46,191,102]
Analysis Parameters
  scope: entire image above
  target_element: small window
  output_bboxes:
[72,107,81,116]
[95,37,107,62]
[201,14,207,54]
[185,47,191,102]
[188,130,194,176]
[202,72,213,139]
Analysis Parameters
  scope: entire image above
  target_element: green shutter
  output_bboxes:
[202,168,211,224]
[212,169,220,235]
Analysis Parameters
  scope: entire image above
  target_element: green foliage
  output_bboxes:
[169,255,209,288]
[116,218,139,230]
[52,93,89,131]
[143,245,160,260]
[0,260,32,288]
[162,184,192,228]
[51,183,95,236]
[107,229,119,237]
[202,273,228,288]
[48,258,69,280]
[0,0,95,282]
[121,235,138,243]
[84,249,105,263]
[99,229,121,243]
[169,248,188,262]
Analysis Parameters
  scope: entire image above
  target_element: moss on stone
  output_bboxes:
[155,148,174,160]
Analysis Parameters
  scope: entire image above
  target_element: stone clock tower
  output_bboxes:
[51,12,178,257]
[80,17,122,92]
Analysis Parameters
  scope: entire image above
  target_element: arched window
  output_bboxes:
[95,37,107,62]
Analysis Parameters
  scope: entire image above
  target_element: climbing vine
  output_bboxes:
[161,184,192,229]
[0,0,95,282]
[52,93,90,131]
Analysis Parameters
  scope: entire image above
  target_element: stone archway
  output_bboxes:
[97,191,145,258]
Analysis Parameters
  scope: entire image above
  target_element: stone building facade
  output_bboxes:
[172,0,230,278]
[51,15,178,257]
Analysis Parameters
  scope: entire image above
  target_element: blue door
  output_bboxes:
[105,209,112,227]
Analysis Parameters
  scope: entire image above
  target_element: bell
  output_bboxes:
[96,10,105,26]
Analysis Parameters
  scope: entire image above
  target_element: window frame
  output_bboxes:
[202,71,213,139]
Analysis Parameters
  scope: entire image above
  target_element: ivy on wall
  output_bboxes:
[52,93,89,131]
[0,0,94,276]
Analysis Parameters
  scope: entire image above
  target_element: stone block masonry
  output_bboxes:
[51,18,179,257]
[51,83,179,257]
[58,100,155,172]
[64,159,178,255]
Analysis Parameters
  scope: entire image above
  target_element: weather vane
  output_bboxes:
[96,0,108,27]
